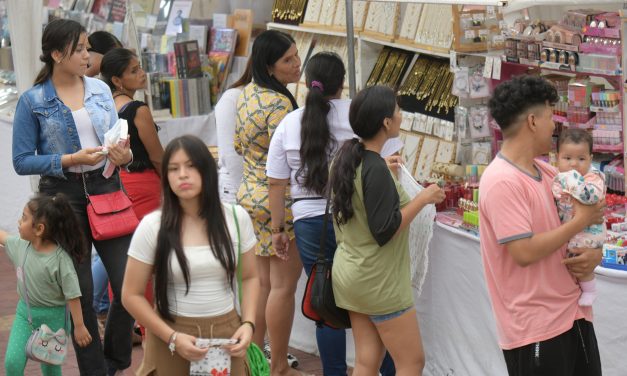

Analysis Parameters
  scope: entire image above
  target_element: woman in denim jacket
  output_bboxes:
[12,19,135,376]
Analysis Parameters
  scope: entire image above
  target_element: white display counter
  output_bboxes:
[289,222,627,376]
[155,112,217,147]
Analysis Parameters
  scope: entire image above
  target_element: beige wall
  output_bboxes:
[187,0,272,26]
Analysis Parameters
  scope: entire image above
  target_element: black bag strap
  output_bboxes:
[317,199,331,262]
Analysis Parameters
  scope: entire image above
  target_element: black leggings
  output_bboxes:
[39,170,135,375]
[503,319,601,376]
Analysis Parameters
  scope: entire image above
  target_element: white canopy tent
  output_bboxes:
[7,0,43,95]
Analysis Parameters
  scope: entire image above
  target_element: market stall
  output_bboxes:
[290,222,627,376]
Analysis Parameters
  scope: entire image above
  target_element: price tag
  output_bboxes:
[483,57,494,78]
[492,57,502,80]
[465,30,476,39]
[450,50,458,71]
[213,13,229,28]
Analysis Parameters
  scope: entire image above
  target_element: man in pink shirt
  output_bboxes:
[479,75,604,376]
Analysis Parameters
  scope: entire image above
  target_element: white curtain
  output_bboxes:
[7,0,43,95]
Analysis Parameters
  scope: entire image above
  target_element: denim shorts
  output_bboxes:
[369,307,412,324]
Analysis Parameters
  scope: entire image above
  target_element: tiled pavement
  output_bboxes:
[0,249,327,375]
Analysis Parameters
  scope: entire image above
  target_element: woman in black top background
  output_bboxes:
[100,47,163,219]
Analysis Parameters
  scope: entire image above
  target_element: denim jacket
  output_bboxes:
[12,76,118,178]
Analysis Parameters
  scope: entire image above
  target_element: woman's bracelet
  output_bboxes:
[69,153,74,165]
[167,331,178,355]
[241,321,255,334]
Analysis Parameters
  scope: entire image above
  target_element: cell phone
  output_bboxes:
[95,150,109,156]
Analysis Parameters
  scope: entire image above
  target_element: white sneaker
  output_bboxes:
[263,340,299,368]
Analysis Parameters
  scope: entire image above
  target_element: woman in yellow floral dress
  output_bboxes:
[235,30,303,376]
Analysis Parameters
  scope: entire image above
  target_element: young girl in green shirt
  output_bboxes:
[0,194,91,375]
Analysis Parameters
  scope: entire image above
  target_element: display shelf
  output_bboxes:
[595,123,622,131]
[593,143,623,153]
[591,105,620,113]
[501,60,623,85]
[267,22,354,38]
[583,26,621,39]
[564,117,596,130]
[503,0,627,13]
[364,0,507,5]
[360,35,450,58]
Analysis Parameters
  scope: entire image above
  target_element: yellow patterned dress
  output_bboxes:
[235,82,295,256]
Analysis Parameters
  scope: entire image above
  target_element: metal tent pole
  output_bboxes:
[345,0,357,98]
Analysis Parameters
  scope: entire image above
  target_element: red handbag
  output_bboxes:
[82,171,139,241]
[301,200,351,329]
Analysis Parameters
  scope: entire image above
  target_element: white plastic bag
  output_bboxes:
[398,164,436,296]
[102,119,129,178]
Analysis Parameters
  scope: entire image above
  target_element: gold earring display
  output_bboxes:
[396,56,457,115]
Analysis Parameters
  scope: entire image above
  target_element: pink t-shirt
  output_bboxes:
[479,154,592,350]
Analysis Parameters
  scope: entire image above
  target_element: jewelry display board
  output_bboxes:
[333,1,369,31]
[365,47,413,88]
[272,0,308,25]
[397,4,424,44]
[397,55,458,121]
[452,5,505,52]
[361,2,399,42]
[410,4,454,54]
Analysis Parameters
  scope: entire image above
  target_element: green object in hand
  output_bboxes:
[233,205,270,376]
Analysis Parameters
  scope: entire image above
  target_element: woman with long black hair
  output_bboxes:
[122,135,260,375]
[100,47,163,220]
[329,86,445,376]
[234,29,303,375]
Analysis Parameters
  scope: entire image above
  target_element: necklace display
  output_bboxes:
[414,4,453,50]
[334,0,368,30]
[364,1,382,33]
[366,47,412,88]
[398,56,458,115]
[380,3,399,36]
[302,0,322,24]
[399,4,423,41]
[318,0,338,26]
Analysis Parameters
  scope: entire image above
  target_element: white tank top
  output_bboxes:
[68,108,105,172]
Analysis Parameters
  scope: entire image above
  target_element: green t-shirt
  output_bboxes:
[332,151,412,316]
[5,236,81,307]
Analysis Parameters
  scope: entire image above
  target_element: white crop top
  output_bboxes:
[127,205,257,317]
